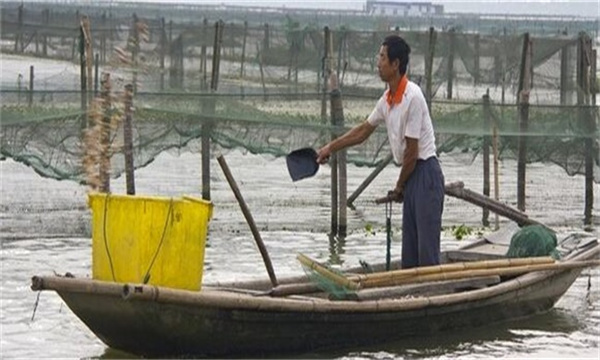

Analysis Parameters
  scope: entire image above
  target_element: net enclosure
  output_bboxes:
[1,2,598,225]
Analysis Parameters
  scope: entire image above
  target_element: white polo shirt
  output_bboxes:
[367,80,437,165]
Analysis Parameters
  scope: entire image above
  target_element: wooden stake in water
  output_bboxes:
[217,155,278,287]
[123,84,135,195]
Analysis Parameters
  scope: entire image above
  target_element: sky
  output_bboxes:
[111,0,598,18]
[9,0,600,18]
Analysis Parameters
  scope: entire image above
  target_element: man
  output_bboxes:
[316,35,444,268]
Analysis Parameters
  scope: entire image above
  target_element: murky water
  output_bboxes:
[1,149,599,359]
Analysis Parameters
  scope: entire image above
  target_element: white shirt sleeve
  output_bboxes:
[367,96,386,127]
[404,94,425,140]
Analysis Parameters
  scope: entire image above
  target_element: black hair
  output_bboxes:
[382,35,411,75]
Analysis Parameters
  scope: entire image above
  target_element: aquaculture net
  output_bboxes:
[1,7,598,185]
[2,93,598,185]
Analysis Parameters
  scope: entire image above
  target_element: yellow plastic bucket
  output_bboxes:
[88,193,213,291]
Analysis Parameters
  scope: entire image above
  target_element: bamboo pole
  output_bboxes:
[101,12,107,64]
[79,24,87,116]
[446,28,455,99]
[321,26,331,122]
[347,154,393,209]
[293,254,590,294]
[354,256,555,287]
[560,40,570,105]
[346,275,501,301]
[217,155,278,287]
[360,259,600,288]
[270,282,320,297]
[28,65,34,108]
[579,35,594,226]
[123,84,135,195]
[378,181,547,230]
[94,53,99,96]
[297,253,359,291]
[160,17,166,91]
[201,20,223,201]
[257,43,267,101]
[240,21,247,80]
[15,4,23,53]
[425,27,436,110]
[482,92,491,226]
[492,106,500,230]
[82,16,93,101]
[201,18,208,90]
[330,74,347,237]
[99,73,112,193]
[43,9,49,57]
[474,34,480,85]
[517,33,532,212]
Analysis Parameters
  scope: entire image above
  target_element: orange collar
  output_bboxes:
[385,75,408,107]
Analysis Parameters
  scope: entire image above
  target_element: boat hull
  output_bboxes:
[45,266,581,357]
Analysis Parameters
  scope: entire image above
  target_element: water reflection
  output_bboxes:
[328,233,347,266]
[2,153,599,359]
[92,307,588,359]
[303,309,585,360]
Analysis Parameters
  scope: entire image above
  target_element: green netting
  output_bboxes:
[1,4,598,187]
[506,225,560,259]
[2,94,598,185]
[300,261,352,300]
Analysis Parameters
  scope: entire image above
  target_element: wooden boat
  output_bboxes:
[31,223,599,358]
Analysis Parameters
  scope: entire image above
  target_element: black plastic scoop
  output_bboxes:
[286,147,319,182]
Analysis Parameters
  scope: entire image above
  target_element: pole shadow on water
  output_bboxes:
[328,233,346,266]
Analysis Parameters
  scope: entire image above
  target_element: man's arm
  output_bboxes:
[316,121,376,164]
[389,137,418,201]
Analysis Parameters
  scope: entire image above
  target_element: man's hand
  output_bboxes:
[387,185,404,203]
[316,145,332,164]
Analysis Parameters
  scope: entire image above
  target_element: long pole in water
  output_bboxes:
[217,155,278,287]
[385,201,392,271]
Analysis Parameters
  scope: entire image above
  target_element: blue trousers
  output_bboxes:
[401,157,444,268]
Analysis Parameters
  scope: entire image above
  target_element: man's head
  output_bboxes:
[377,35,411,81]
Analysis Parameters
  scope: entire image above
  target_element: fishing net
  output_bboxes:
[1,4,598,188]
[298,253,358,300]
[506,225,560,259]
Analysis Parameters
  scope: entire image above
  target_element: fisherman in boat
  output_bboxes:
[316,34,445,269]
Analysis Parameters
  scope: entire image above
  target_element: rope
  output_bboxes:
[30,291,41,322]
[142,198,174,284]
[102,194,117,281]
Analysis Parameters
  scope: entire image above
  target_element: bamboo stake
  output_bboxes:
[217,155,278,287]
[123,84,135,195]
[492,107,500,230]
[517,33,532,212]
